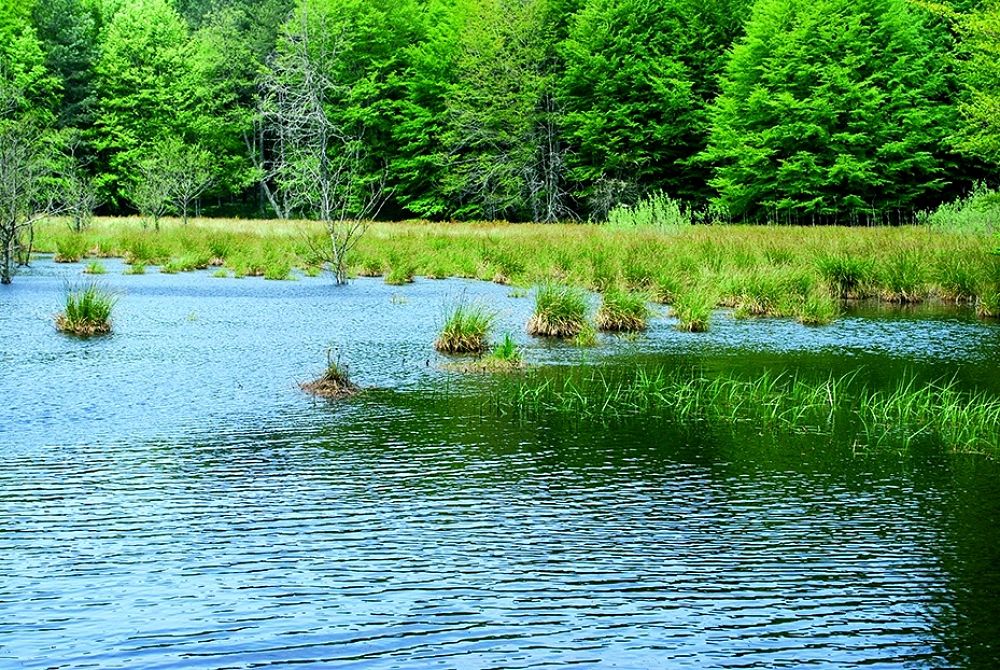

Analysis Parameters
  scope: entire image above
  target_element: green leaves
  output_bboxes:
[705,0,957,223]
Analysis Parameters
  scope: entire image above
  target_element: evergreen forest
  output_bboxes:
[3,0,1000,225]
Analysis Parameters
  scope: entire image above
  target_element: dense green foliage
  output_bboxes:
[2,0,999,223]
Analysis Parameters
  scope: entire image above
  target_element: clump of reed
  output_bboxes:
[54,234,89,263]
[977,285,1000,319]
[878,252,928,303]
[83,261,106,275]
[435,300,495,354]
[263,256,292,280]
[384,254,416,285]
[300,352,359,399]
[124,262,146,275]
[527,284,589,338]
[816,254,874,299]
[55,284,116,336]
[596,288,650,332]
[795,287,840,326]
[670,285,715,332]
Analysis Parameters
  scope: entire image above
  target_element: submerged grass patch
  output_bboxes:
[448,333,525,372]
[56,284,116,336]
[494,368,1000,456]
[528,284,589,338]
[436,300,495,354]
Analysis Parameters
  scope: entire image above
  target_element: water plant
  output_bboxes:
[83,261,106,275]
[795,287,840,326]
[527,284,589,338]
[124,262,146,275]
[670,285,715,332]
[384,260,416,285]
[263,257,292,280]
[54,234,89,263]
[212,268,228,278]
[494,368,1000,456]
[300,351,359,398]
[435,300,495,354]
[55,284,116,336]
[596,288,650,332]
[450,333,525,372]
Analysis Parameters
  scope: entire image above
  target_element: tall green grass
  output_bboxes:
[495,368,1000,456]
[671,285,715,332]
[596,288,650,332]
[528,284,590,338]
[56,284,116,336]
[436,300,495,354]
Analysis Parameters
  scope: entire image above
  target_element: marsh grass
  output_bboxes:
[671,285,715,332]
[300,352,359,399]
[816,254,874,299]
[54,234,89,263]
[795,287,839,326]
[124,262,146,275]
[385,256,416,285]
[32,218,998,318]
[495,368,1000,456]
[263,256,293,280]
[436,300,495,354]
[448,333,525,372]
[56,284,116,336]
[527,284,589,338]
[83,261,106,275]
[596,288,650,332]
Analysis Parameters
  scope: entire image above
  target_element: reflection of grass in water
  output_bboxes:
[495,368,1000,456]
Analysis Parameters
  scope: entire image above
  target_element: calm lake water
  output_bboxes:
[2,258,999,669]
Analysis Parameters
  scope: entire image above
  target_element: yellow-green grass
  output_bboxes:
[435,301,495,354]
[528,284,590,338]
[33,217,996,320]
[596,288,650,332]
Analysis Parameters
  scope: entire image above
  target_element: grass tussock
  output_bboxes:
[528,284,589,338]
[671,285,715,332]
[54,234,89,263]
[435,300,495,354]
[596,288,650,332]
[55,284,116,336]
[83,261,106,275]
[300,355,359,399]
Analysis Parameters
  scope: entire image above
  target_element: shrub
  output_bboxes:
[596,288,650,332]
[56,284,116,336]
[606,191,691,229]
[527,284,589,338]
[435,301,495,354]
[925,182,1000,235]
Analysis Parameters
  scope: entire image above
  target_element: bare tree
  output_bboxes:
[166,142,215,225]
[58,132,101,232]
[257,6,384,284]
[0,76,60,285]
[125,138,216,229]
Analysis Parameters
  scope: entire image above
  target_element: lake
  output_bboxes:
[2,258,999,669]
